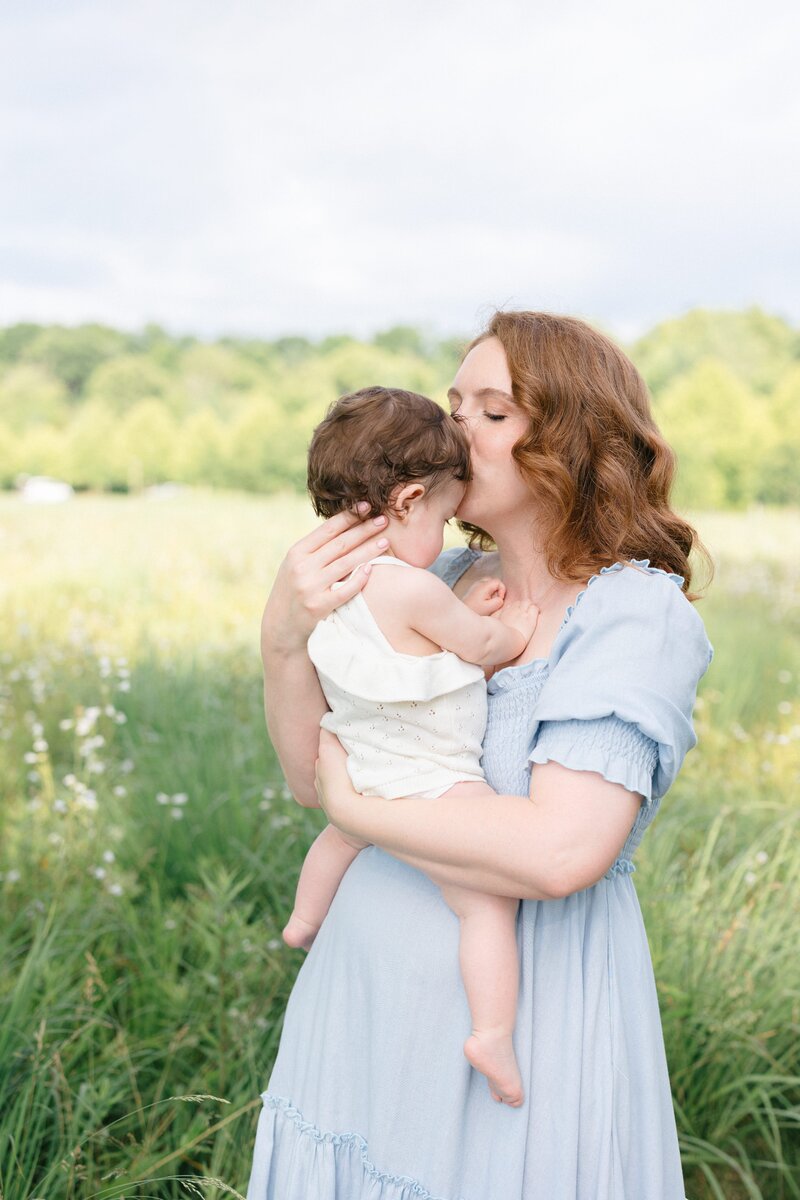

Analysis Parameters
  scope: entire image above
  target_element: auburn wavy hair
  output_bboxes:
[458,312,713,600]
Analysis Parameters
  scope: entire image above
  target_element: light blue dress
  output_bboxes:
[246,551,714,1200]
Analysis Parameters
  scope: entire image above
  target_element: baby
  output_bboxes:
[282,385,538,1108]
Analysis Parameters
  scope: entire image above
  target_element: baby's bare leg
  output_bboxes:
[437,781,523,1107]
[283,824,366,951]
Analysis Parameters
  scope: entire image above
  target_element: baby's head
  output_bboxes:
[307,386,471,566]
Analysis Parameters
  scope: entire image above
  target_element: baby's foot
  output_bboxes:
[464,1030,524,1107]
[282,914,319,951]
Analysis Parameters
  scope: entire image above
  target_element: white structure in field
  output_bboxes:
[20,476,74,504]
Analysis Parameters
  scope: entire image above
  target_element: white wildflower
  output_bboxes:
[59,718,74,731]
[755,850,769,865]
[778,701,793,716]
[33,738,48,753]
[744,871,757,886]
[53,799,68,813]
[102,850,115,863]
[24,751,38,764]
[120,759,134,773]
[6,869,21,884]
[171,792,188,806]
[164,917,177,930]
[118,681,131,693]
[113,785,127,797]
[107,882,124,896]
[92,866,106,880]
[170,808,184,820]
[156,792,170,805]
[266,938,281,951]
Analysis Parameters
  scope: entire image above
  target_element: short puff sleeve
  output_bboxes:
[528,562,714,803]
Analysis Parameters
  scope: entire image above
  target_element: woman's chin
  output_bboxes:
[456,499,482,527]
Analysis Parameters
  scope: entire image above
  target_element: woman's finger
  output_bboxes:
[297,507,388,570]
[318,538,391,592]
[296,506,370,555]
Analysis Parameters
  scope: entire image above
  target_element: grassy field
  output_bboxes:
[1,491,799,1200]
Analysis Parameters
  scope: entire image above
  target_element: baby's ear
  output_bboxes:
[389,481,426,517]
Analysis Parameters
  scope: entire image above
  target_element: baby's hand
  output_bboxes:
[463,577,506,615]
[496,599,540,648]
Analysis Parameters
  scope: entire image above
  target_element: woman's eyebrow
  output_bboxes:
[448,386,513,403]
[476,388,513,403]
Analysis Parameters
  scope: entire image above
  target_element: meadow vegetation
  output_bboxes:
[0,493,798,1198]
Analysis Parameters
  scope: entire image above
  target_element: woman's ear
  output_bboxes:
[388,482,426,519]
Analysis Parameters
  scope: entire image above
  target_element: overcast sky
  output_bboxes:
[1,0,798,341]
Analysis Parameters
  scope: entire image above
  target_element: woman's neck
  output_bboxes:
[490,524,584,611]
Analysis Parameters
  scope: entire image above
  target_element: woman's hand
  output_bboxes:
[315,728,375,847]
[262,504,390,657]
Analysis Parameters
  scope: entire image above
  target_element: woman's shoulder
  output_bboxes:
[560,558,714,669]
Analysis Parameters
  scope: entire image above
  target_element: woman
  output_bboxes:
[246,312,714,1200]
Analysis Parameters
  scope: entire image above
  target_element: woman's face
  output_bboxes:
[447,336,532,531]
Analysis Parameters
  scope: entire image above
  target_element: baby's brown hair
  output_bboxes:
[307,386,471,518]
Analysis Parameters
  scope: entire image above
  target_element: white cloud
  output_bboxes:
[1,0,798,338]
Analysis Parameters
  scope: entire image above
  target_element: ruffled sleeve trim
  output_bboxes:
[528,714,660,802]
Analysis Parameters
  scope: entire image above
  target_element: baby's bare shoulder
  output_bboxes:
[364,561,454,612]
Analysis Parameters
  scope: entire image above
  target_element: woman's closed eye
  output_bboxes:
[450,409,506,423]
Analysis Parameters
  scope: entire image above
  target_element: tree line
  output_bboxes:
[1,308,798,509]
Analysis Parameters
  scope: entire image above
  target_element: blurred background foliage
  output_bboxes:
[2,306,799,509]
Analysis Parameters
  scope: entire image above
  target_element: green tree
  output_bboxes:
[0,323,42,364]
[373,325,430,357]
[226,398,310,492]
[0,421,20,487]
[86,355,175,415]
[655,359,768,510]
[177,344,266,416]
[116,399,179,489]
[0,365,70,432]
[65,401,126,490]
[758,366,800,505]
[174,408,230,488]
[16,423,69,480]
[21,324,131,396]
[632,307,800,397]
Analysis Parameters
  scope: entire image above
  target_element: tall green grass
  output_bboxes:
[1,492,798,1199]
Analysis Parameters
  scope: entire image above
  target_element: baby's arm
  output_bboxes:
[398,570,538,667]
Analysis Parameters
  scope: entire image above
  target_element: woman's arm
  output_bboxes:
[315,731,640,897]
[261,507,390,806]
